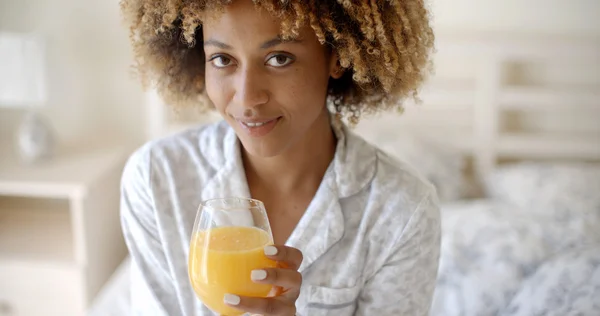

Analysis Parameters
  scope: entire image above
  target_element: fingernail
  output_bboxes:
[251,269,267,281]
[264,245,278,256]
[223,294,240,306]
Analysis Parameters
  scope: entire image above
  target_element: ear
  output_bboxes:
[328,51,344,79]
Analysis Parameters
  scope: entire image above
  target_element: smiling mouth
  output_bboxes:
[242,121,271,127]
[238,117,280,127]
[236,117,282,137]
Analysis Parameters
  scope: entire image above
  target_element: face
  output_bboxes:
[202,0,342,157]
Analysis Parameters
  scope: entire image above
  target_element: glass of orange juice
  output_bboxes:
[188,197,277,316]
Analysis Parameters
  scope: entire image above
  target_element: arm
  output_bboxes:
[356,193,441,315]
[120,148,180,315]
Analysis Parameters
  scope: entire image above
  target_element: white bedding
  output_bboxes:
[87,256,131,316]
[431,200,600,316]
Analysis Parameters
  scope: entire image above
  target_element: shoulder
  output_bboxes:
[122,120,229,179]
[345,128,437,206]
[345,129,440,234]
[120,120,231,228]
[376,147,439,226]
[374,148,437,208]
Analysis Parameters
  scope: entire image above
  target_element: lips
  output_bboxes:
[241,120,272,127]
[236,117,281,137]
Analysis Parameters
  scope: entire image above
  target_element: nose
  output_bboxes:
[233,66,269,109]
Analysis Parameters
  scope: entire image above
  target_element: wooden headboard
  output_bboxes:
[355,32,600,178]
[145,32,600,179]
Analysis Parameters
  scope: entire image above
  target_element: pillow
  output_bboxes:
[500,245,600,316]
[353,124,469,202]
[484,162,600,244]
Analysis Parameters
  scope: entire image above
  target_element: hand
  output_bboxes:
[223,245,303,315]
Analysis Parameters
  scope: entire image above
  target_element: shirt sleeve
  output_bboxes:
[120,147,180,316]
[355,192,442,316]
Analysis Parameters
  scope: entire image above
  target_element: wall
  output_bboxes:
[431,0,600,35]
[0,0,145,147]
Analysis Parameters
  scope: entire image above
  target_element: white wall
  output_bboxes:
[0,0,145,147]
[0,0,598,147]
[431,0,600,35]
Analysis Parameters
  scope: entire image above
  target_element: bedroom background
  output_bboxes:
[0,0,599,315]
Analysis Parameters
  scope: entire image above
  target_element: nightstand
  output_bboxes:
[0,143,131,316]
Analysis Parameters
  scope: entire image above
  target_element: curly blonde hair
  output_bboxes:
[120,0,434,124]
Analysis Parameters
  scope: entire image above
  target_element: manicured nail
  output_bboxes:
[251,269,267,281]
[223,294,240,306]
[264,245,278,256]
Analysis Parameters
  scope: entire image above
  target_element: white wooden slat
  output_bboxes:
[498,134,600,160]
[472,58,502,177]
[435,32,600,62]
[415,86,475,109]
[499,87,600,111]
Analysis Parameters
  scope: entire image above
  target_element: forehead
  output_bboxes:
[201,0,283,41]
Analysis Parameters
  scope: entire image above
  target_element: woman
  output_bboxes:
[119,0,440,315]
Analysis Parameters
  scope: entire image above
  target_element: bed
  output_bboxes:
[88,32,600,315]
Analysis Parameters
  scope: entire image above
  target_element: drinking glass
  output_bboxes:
[188,197,277,315]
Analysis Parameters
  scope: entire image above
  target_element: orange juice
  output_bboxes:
[189,226,277,315]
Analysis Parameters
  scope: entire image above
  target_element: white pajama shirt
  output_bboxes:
[120,120,441,316]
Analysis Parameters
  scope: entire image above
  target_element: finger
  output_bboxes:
[268,285,284,297]
[224,294,295,316]
[251,268,302,297]
[264,245,303,270]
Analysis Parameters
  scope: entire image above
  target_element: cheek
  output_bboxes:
[280,67,329,113]
[205,71,231,113]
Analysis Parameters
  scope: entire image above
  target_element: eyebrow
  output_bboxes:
[260,37,302,49]
[203,39,232,49]
[203,37,302,50]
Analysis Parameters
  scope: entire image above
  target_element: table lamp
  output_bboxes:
[0,31,55,164]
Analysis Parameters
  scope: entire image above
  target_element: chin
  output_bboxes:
[238,137,287,158]
[227,118,291,158]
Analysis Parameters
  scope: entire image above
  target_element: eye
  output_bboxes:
[209,55,234,68]
[266,54,294,67]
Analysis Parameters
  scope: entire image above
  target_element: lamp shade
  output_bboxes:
[0,32,47,108]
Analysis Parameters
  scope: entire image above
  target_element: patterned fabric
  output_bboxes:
[486,162,600,254]
[501,246,600,316]
[485,162,600,222]
[431,201,549,316]
[431,200,600,316]
[120,120,441,316]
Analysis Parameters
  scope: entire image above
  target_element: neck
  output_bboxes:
[243,109,336,194]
